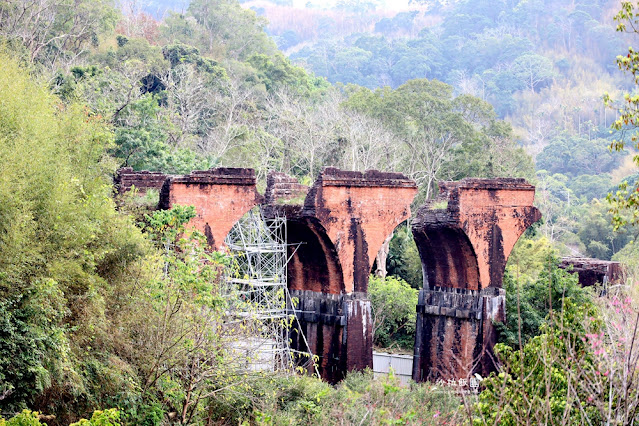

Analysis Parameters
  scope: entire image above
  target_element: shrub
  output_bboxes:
[369,275,418,351]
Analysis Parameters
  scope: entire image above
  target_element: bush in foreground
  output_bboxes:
[210,370,463,425]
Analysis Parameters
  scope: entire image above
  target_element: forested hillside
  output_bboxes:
[0,0,527,421]
[262,0,625,142]
[2,0,639,424]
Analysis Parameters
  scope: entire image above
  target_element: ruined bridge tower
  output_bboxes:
[411,178,541,382]
[265,168,418,383]
[158,168,263,250]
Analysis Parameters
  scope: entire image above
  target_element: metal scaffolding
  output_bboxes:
[223,207,314,374]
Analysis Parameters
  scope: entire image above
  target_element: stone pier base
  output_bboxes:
[289,290,372,384]
[413,287,505,381]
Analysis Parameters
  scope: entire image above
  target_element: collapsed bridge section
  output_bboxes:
[412,178,541,382]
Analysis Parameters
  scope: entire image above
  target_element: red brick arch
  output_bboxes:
[158,168,263,250]
[266,168,418,383]
[412,179,541,382]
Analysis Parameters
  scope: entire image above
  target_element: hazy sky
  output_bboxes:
[291,0,412,9]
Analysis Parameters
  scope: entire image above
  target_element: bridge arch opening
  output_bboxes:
[413,227,481,291]
[410,179,541,382]
[286,218,345,294]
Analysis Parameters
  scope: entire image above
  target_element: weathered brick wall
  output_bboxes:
[423,178,541,290]
[159,168,262,250]
[413,286,506,381]
[287,290,347,383]
[264,172,309,205]
[412,178,541,382]
[116,166,545,385]
[114,167,168,194]
[303,168,418,294]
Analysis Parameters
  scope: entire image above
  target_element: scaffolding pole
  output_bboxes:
[223,207,315,374]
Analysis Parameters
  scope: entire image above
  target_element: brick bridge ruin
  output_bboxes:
[116,167,541,383]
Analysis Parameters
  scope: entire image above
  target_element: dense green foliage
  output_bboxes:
[0,51,151,418]
[275,0,627,144]
[386,224,422,289]
[344,79,534,202]
[605,1,639,231]
[536,134,623,177]
[259,0,639,261]
[369,275,418,351]
[483,242,639,424]
[0,410,46,426]
[477,297,602,424]
[477,284,639,424]
[206,370,463,425]
[0,53,263,424]
[305,3,615,107]
[0,409,121,425]
[498,256,595,348]
[536,176,639,259]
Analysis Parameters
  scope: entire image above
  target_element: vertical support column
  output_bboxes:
[288,290,347,383]
[412,287,505,381]
[412,178,540,382]
[343,295,373,373]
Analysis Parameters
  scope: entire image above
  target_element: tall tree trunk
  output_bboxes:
[375,233,393,279]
